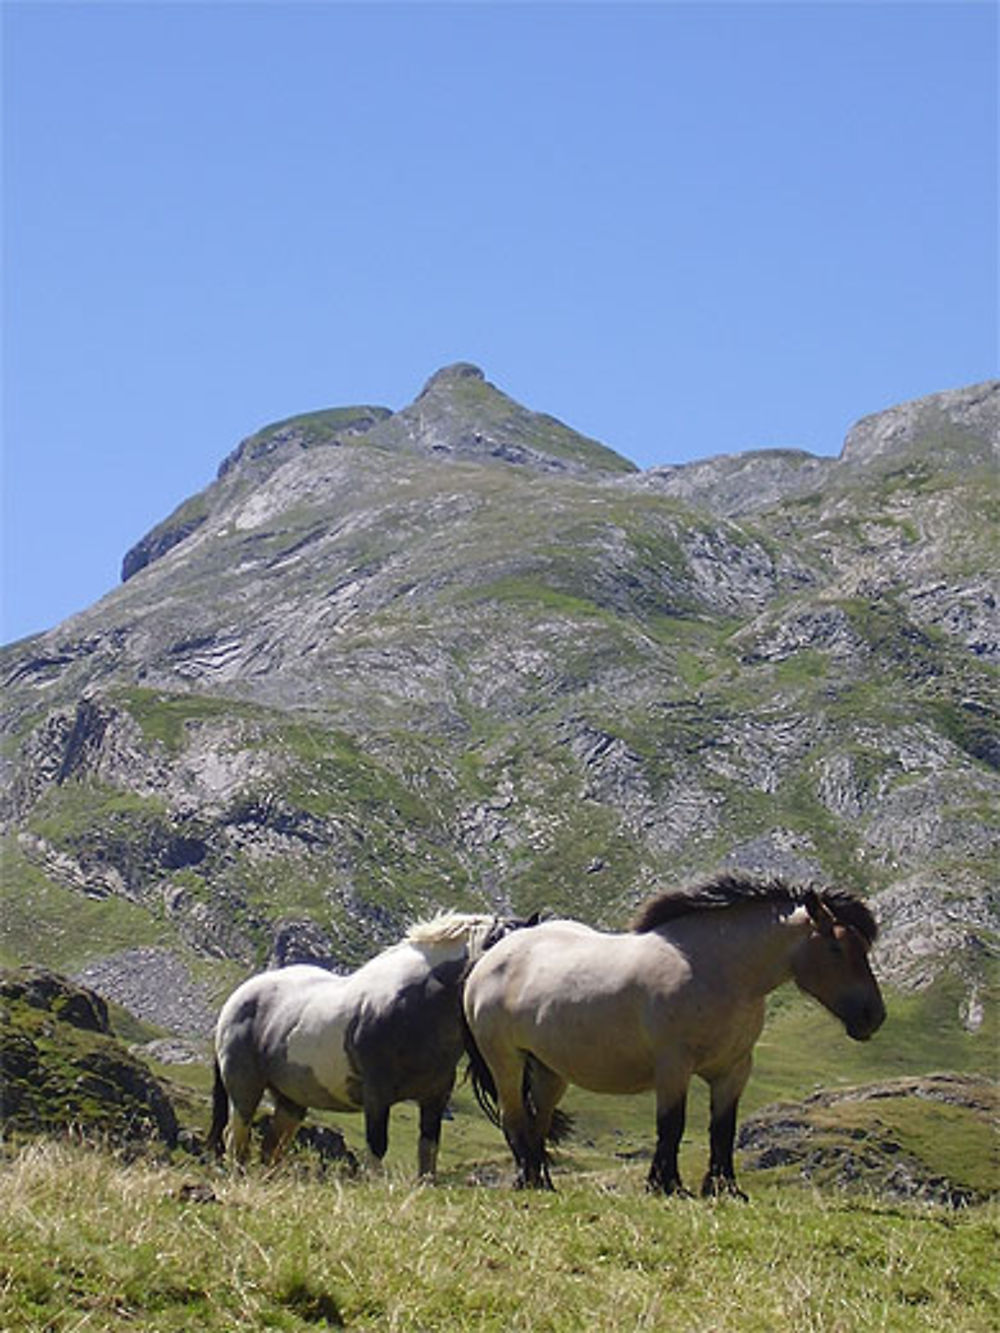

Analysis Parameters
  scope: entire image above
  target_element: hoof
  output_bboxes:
[646,1177,692,1198]
[701,1175,749,1202]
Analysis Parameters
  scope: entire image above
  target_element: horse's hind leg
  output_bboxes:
[219,1071,264,1165]
[225,1106,254,1164]
[216,1034,266,1166]
[524,1060,567,1188]
[499,1073,550,1190]
[262,1093,305,1166]
[417,1087,452,1181]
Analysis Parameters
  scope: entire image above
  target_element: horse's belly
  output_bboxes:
[569,1064,652,1096]
[533,1030,653,1096]
[281,1024,361,1113]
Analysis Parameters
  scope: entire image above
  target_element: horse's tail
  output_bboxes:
[461,1010,504,1131]
[206,1058,229,1158]
[461,1014,573,1144]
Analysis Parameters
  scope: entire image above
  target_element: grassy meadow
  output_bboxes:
[3,968,996,1329]
[2,1137,997,1333]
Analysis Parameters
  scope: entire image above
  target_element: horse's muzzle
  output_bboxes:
[845,997,886,1041]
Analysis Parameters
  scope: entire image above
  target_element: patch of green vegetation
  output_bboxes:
[809,1093,998,1195]
[278,722,448,838]
[114,686,268,754]
[0,839,168,972]
[243,404,391,452]
[841,597,951,679]
[773,648,829,686]
[929,699,1000,773]
[506,815,643,926]
[1,978,178,1147]
[675,648,715,689]
[27,780,168,845]
[458,574,613,625]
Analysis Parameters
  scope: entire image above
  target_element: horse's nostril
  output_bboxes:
[856,999,885,1037]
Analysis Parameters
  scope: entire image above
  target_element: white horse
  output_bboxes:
[464,875,884,1196]
[208,910,536,1178]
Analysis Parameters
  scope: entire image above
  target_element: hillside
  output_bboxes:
[1,366,997,1074]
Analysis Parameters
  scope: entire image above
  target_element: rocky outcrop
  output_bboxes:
[737,1074,998,1205]
[371,362,637,476]
[1,968,180,1147]
[637,448,834,516]
[839,379,998,473]
[122,510,209,582]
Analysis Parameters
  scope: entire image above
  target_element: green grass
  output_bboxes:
[1,1139,996,1332]
[113,686,270,755]
[0,839,169,972]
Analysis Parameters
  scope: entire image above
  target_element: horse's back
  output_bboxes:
[342,940,430,1001]
[466,918,661,1003]
[216,965,345,1071]
[216,965,335,1040]
[464,919,690,1095]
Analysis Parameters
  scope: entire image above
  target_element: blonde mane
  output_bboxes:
[405,911,499,955]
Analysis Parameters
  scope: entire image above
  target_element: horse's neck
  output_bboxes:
[672,903,810,997]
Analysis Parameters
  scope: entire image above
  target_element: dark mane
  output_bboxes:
[630,872,878,944]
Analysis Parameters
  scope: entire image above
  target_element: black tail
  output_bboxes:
[461,1010,504,1131]
[461,1015,573,1144]
[206,1058,229,1158]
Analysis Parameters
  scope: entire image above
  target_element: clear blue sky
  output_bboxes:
[3,1,997,645]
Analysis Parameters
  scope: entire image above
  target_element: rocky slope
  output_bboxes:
[737,1073,998,1205]
[0,967,179,1148]
[1,366,997,1056]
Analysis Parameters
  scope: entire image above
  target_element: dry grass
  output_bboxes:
[1,1139,997,1331]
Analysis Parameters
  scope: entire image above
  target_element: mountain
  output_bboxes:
[1,366,997,1056]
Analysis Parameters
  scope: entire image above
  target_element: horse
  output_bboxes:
[463,873,885,1197]
[208,910,537,1178]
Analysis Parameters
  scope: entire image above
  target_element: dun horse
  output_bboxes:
[463,874,884,1196]
[209,911,535,1178]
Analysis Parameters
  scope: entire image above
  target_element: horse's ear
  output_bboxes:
[804,889,835,937]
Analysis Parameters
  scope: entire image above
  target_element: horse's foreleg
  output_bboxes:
[417,1089,451,1180]
[363,1097,390,1173]
[702,1058,751,1201]
[648,1093,689,1196]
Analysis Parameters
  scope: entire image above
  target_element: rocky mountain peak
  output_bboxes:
[416,361,487,397]
[371,361,637,477]
[839,380,998,473]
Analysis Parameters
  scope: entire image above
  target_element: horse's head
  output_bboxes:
[791,890,886,1041]
[475,910,542,958]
